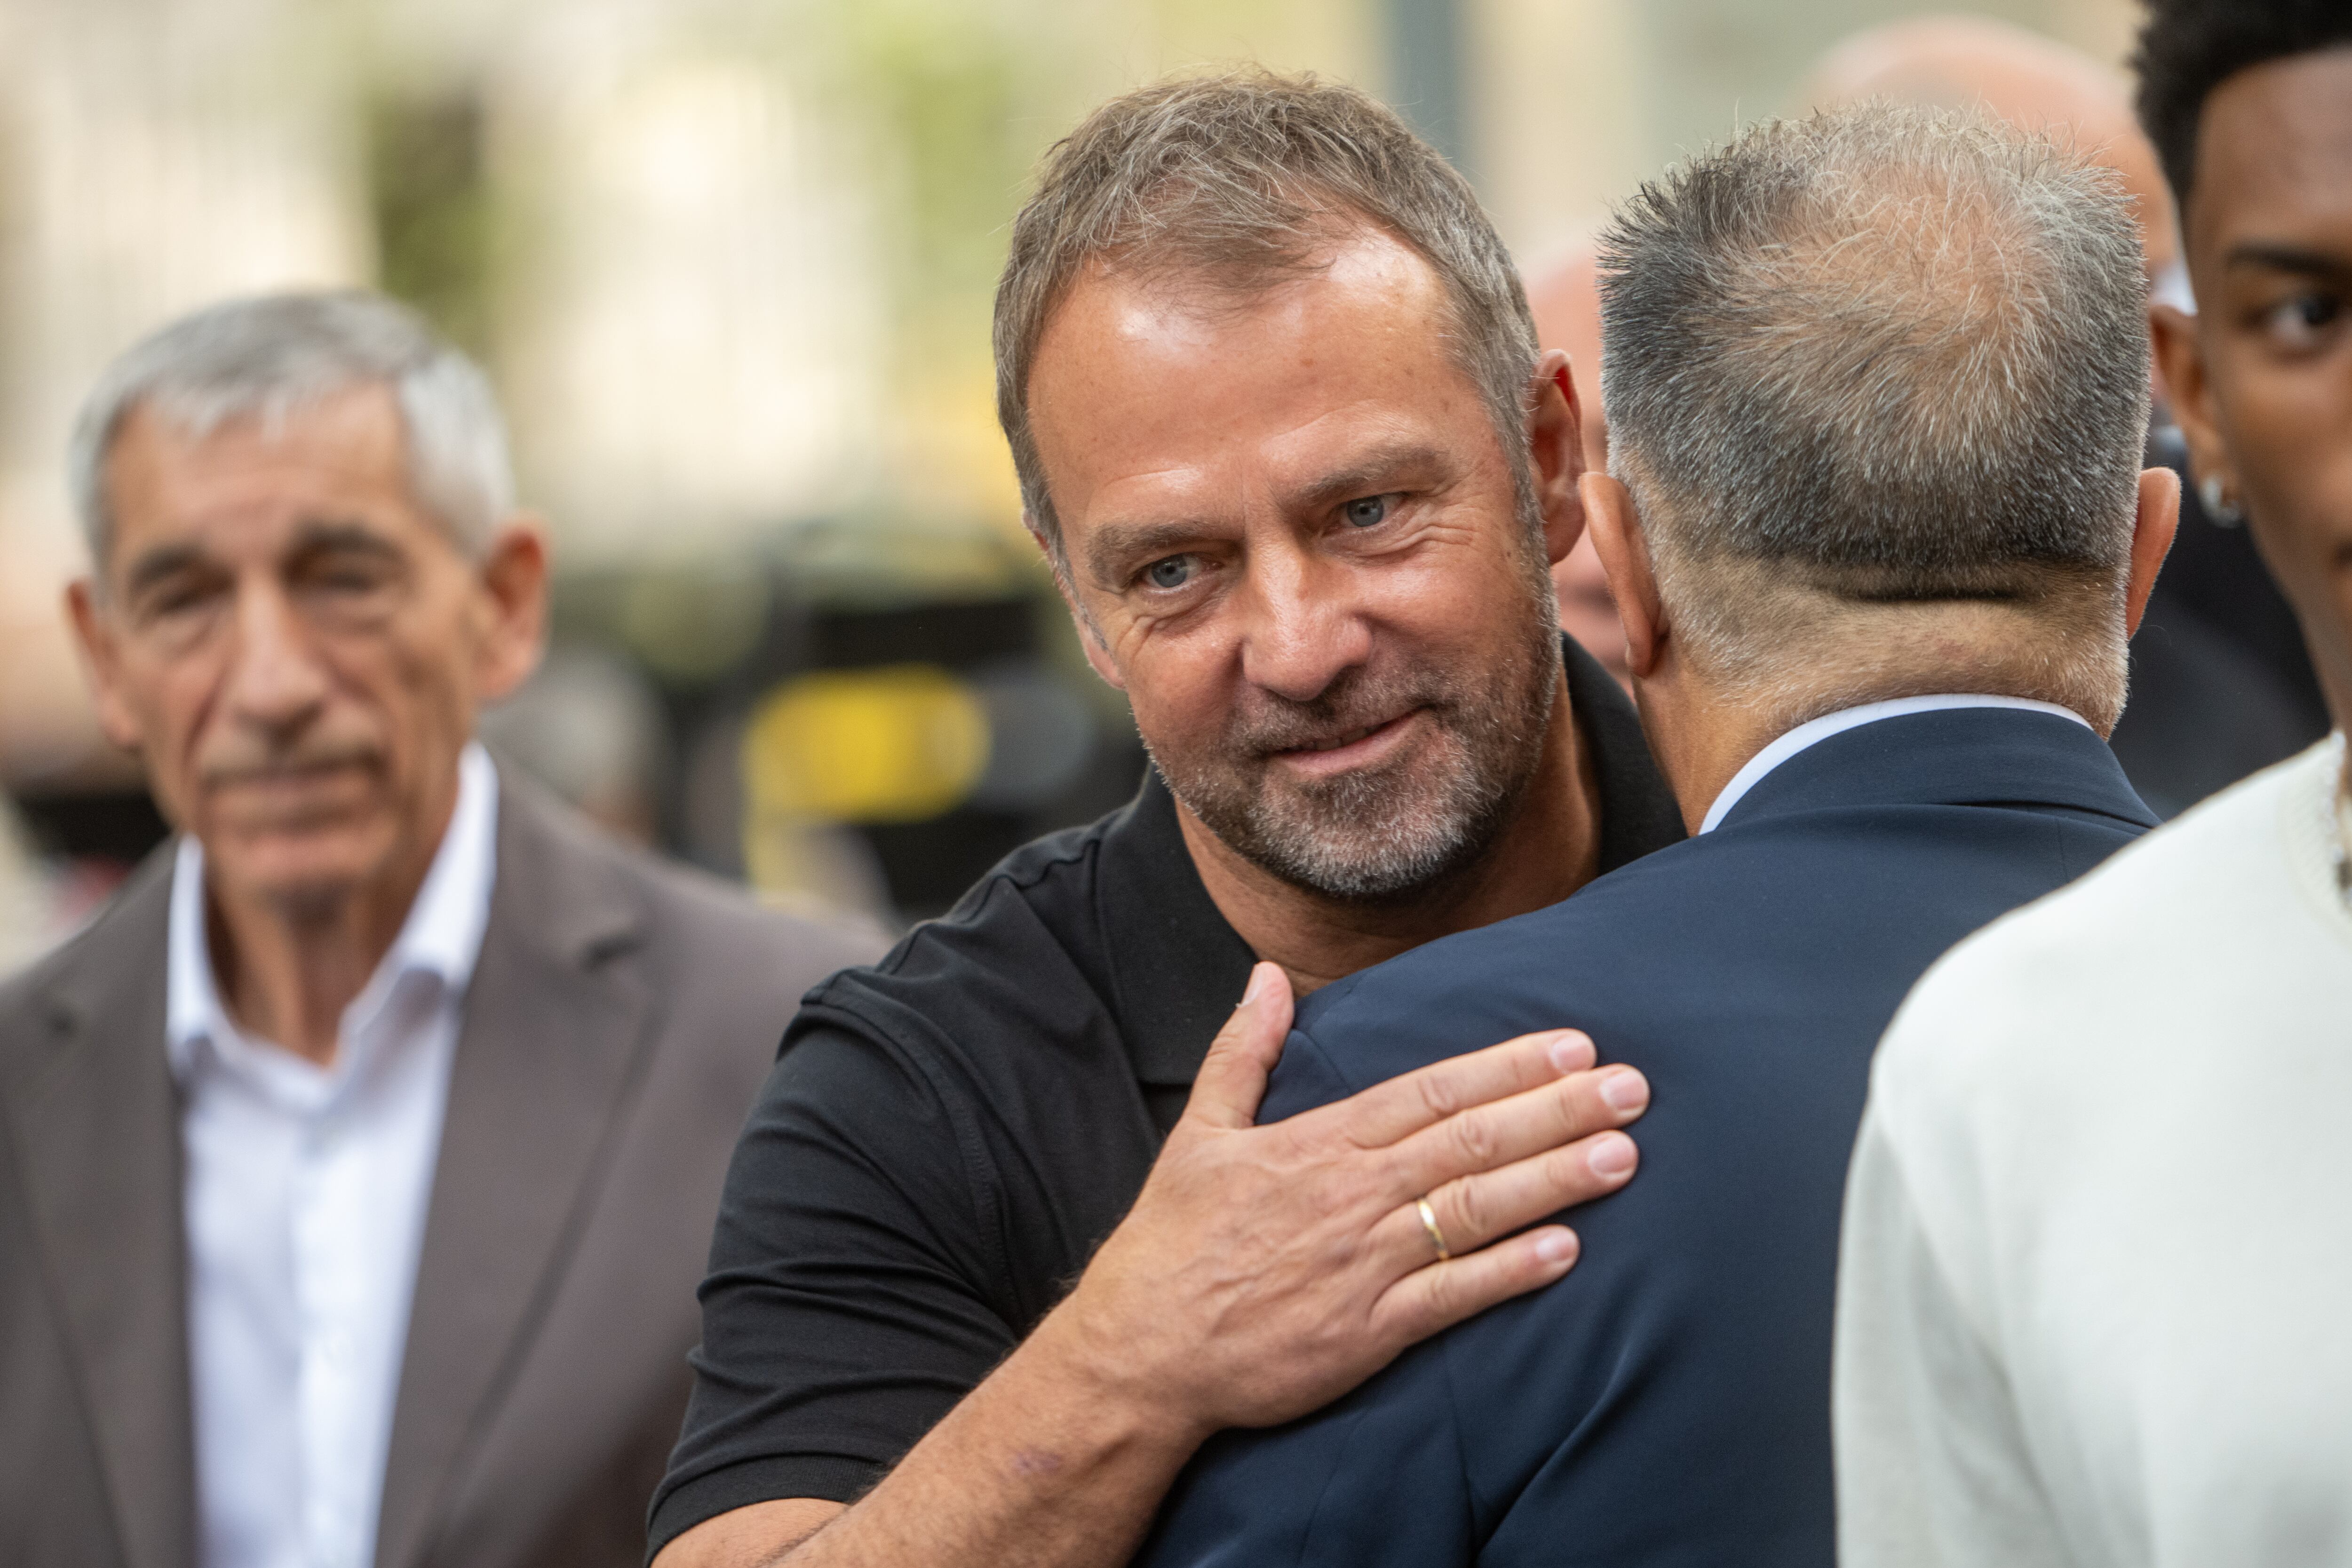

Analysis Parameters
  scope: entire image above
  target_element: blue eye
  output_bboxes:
[1343,494,1398,528]
[1144,555,1199,590]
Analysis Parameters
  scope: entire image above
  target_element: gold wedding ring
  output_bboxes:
[1415,1196,1453,1262]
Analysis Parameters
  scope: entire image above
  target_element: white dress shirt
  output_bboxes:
[1699,693,2092,833]
[169,745,498,1568]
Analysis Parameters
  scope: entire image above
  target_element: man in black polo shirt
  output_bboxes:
[652,72,1685,1568]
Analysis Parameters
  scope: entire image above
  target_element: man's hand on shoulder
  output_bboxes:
[1038,960,1647,1442]
[657,962,1646,1568]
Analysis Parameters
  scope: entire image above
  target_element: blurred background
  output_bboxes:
[0,0,2205,957]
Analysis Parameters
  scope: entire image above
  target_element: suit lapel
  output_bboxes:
[374,781,656,1568]
[0,854,195,1568]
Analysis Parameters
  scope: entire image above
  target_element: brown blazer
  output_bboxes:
[0,772,886,1568]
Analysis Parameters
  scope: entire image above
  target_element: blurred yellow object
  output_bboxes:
[744,664,990,824]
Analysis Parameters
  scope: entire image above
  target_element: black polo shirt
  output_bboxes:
[648,638,1683,1553]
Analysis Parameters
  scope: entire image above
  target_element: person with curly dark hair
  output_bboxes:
[1835,5,2352,1565]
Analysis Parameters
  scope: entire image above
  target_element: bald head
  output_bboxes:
[1803,14,2175,273]
[1599,103,2153,722]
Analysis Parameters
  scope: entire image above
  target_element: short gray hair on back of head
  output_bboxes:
[1597,103,2150,669]
[994,69,1541,561]
[71,289,515,566]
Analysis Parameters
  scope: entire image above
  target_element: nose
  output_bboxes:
[222,579,331,737]
[1235,535,1372,704]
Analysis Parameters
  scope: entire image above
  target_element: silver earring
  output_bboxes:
[2199,473,2244,527]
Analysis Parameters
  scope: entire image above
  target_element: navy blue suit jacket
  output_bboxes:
[1137,709,2156,1568]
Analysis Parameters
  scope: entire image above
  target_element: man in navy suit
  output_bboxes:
[1136,104,2183,1567]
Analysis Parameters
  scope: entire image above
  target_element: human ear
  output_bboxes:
[471,518,550,704]
[1579,473,1663,678]
[2123,467,2181,639]
[1527,350,1588,566]
[2151,303,2234,511]
[64,578,145,753]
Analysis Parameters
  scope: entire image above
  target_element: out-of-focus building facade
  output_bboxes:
[0,0,2147,933]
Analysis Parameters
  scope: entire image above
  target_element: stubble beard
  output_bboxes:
[1149,569,1563,905]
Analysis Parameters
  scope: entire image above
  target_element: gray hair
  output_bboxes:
[71,290,515,565]
[994,69,1540,559]
[1597,104,2150,681]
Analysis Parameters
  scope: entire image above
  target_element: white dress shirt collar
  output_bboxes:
[165,743,498,1568]
[167,742,501,1079]
[1699,694,2092,835]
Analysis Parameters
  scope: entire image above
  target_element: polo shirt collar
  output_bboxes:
[167,742,501,1082]
[1561,633,1688,874]
[1096,770,1258,1089]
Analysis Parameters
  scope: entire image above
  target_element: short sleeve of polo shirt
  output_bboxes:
[650,1010,1022,1533]
[646,784,1256,1555]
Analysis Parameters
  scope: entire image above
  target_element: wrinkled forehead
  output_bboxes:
[98,382,430,570]
[1028,231,1480,508]
[1025,242,1486,562]
[1055,222,1454,355]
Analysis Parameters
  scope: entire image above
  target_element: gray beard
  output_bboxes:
[1149,604,1562,904]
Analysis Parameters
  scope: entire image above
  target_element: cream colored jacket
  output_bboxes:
[1836,736,2352,1568]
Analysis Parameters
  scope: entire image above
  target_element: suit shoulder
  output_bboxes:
[1300,833,1726,1038]
[633,848,890,965]
[0,951,55,1043]
[593,834,893,990]
[0,846,173,1043]
[499,781,891,1007]
[700,811,1113,1052]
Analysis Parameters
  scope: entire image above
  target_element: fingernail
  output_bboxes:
[1535,1229,1580,1265]
[1241,963,1281,1008]
[1599,1067,1649,1114]
[1546,1031,1594,1072]
[1588,1131,1637,1178]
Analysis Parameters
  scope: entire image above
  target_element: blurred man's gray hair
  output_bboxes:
[1597,103,2150,702]
[70,289,515,565]
[994,68,1540,561]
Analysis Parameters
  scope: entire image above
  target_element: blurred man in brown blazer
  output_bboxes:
[0,292,881,1568]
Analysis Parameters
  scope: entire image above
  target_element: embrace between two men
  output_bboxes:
[20,11,2344,1563]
